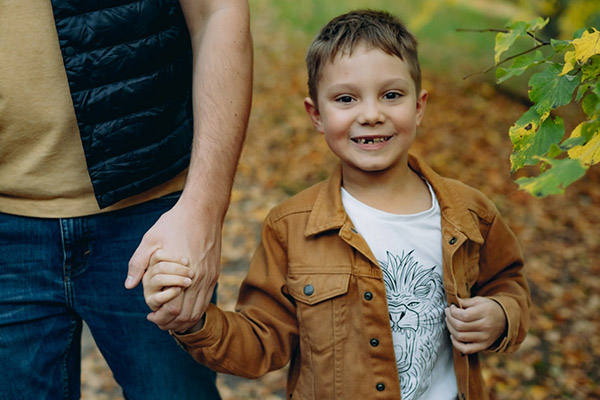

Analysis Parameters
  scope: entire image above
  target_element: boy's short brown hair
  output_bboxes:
[306,9,421,104]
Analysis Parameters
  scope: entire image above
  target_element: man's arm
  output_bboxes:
[126,0,252,332]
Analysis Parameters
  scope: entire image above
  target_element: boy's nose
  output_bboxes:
[358,100,385,126]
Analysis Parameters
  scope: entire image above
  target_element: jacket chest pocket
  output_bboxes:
[287,267,351,353]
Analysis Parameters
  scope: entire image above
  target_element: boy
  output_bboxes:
[144,10,530,400]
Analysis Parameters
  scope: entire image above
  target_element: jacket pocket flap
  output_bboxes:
[287,269,351,305]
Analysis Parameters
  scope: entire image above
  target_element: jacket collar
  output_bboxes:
[305,164,346,237]
[408,154,484,244]
[305,154,484,244]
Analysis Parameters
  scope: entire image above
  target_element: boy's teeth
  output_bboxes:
[354,137,389,144]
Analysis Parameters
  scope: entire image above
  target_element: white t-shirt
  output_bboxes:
[342,182,457,400]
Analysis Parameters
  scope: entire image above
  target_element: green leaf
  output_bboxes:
[560,136,587,150]
[581,55,600,84]
[551,38,572,52]
[509,108,544,171]
[576,82,593,102]
[510,113,564,171]
[516,157,588,197]
[529,63,581,114]
[495,21,528,64]
[547,143,564,158]
[582,91,600,118]
[495,50,546,84]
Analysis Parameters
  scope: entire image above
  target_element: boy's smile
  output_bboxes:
[305,44,427,180]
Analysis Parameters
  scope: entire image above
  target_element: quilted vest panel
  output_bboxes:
[51,0,193,208]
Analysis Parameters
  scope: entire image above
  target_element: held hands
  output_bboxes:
[143,250,194,312]
[142,249,207,334]
[126,199,221,332]
[445,296,507,355]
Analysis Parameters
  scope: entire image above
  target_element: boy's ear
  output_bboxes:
[415,89,428,127]
[304,97,325,133]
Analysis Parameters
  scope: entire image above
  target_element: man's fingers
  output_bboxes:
[147,311,175,331]
[169,262,219,327]
[188,277,217,322]
[147,296,184,328]
[150,282,215,332]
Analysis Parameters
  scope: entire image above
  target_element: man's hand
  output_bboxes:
[127,197,222,332]
[125,0,251,332]
[445,296,507,355]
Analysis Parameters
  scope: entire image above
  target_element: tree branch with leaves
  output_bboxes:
[464,18,600,197]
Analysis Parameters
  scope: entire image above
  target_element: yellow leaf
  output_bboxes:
[572,28,600,65]
[560,50,577,76]
[568,122,600,165]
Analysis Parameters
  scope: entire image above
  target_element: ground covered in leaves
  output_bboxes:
[81,7,600,400]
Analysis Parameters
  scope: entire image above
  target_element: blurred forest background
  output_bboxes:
[81,0,600,399]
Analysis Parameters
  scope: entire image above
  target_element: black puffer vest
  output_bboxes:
[51,0,193,208]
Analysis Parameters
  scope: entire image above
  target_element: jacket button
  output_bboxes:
[449,237,457,245]
[364,291,373,301]
[370,338,379,347]
[303,284,314,296]
[65,46,76,56]
[376,383,385,391]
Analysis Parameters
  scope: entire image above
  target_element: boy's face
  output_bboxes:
[305,45,427,177]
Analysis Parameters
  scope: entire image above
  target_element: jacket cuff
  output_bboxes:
[170,304,222,351]
[487,295,519,353]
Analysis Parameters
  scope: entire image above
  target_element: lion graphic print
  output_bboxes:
[379,250,447,400]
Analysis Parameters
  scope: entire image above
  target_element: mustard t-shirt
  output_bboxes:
[0,1,186,218]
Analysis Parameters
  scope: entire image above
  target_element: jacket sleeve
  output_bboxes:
[172,214,299,378]
[475,209,530,354]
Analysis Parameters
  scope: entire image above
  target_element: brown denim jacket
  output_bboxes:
[174,154,530,400]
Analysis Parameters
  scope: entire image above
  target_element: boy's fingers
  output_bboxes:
[450,335,485,355]
[151,274,192,289]
[447,304,483,324]
[445,309,471,332]
[450,328,485,344]
[150,249,190,267]
[150,261,194,278]
[147,287,183,311]
[456,296,481,308]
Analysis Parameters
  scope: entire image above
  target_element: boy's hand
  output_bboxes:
[143,250,195,312]
[445,296,507,355]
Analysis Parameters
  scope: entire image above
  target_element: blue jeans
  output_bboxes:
[0,193,221,400]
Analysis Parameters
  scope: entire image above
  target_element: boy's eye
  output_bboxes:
[383,91,402,100]
[335,95,355,103]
